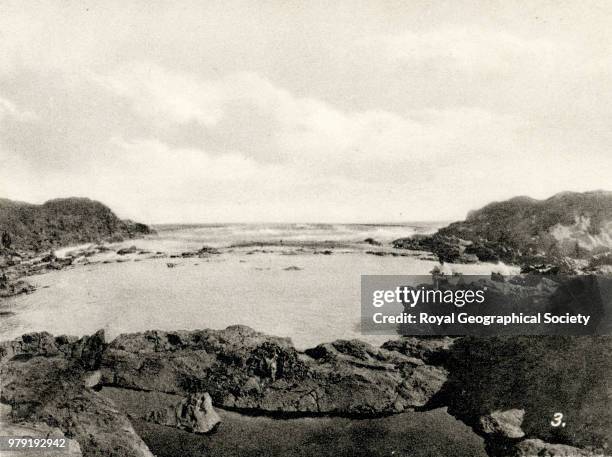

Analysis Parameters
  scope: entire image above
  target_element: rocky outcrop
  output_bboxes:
[381,336,455,364]
[0,332,154,457]
[393,234,482,264]
[393,191,612,271]
[101,325,447,416]
[0,197,153,253]
[2,327,610,457]
[0,198,154,305]
[176,245,222,258]
[479,409,525,439]
[0,277,35,298]
[426,336,612,457]
[509,439,603,457]
[0,330,105,368]
[0,403,83,456]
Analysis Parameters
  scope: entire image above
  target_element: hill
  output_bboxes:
[393,191,612,270]
[0,197,153,252]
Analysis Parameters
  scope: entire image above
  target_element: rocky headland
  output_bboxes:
[392,191,612,273]
[0,197,153,252]
[0,197,153,301]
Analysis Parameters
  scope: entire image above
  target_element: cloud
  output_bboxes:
[0,95,36,122]
[98,63,522,183]
[3,58,603,222]
[365,27,563,78]
[2,4,612,222]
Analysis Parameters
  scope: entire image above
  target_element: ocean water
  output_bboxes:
[1,224,516,348]
[118,222,443,252]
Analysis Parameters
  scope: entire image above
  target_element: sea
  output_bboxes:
[0,223,516,349]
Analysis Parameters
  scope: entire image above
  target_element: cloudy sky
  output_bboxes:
[1,1,612,222]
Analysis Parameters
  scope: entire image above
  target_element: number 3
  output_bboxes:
[551,412,564,427]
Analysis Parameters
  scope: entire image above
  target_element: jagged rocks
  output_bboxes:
[0,278,35,298]
[101,326,447,416]
[179,246,222,258]
[435,336,612,453]
[117,245,139,255]
[0,403,83,456]
[145,393,221,434]
[0,330,106,369]
[2,327,610,456]
[0,355,153,457]
[480,409,525,439]
[509,439,605,457]
[392,191,612,272]
[381,336,455,364]
[66,330,106,370]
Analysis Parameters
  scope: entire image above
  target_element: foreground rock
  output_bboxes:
[479,409,525,439]
[2,326,610,457]
[427,336,612,456]
[102,325,447,415]
[509,439,603,457]
[0,332,154,457]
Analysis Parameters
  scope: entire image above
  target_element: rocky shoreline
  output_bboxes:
[0,197,155,305]
[0,235,430,308]
[1,326,609,457]
[2,192,611,456]
[392,191,612,275]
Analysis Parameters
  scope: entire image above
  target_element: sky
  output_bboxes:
[1,0,612,223]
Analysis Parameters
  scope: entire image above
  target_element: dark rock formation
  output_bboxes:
[0,277,35,298]
[0,330,106,368]
[101,326,446,416]
[364,237,382,246]
[0,331,153,457]
[393,191,612,270]
[0,402,84,456]
[1,327,609,457]
[0,197,153,252]
[179,246,222,258]
[509,439,601,456]
[426,336,612,456]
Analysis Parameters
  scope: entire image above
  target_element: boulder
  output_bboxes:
[117,245,138,255]
[364,238,382,246]
[480,409,525,439]
[146,392,221,434]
